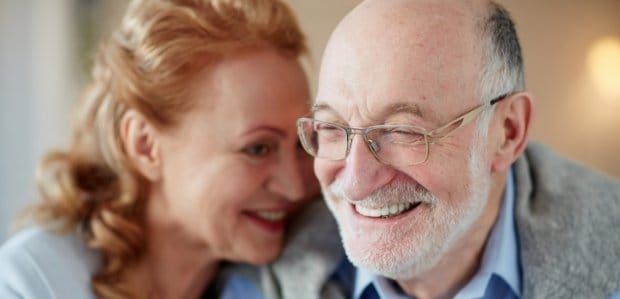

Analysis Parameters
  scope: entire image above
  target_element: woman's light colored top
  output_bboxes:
[0,227,101,299]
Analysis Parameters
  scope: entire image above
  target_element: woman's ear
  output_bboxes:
[490,92,533,173]
[120,110,162,181]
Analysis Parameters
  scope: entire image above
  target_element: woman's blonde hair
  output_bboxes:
[27,0,306,297]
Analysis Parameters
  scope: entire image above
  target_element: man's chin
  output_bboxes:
[341,226,445,280]
[345,247,420,279]
[343,237,406,276]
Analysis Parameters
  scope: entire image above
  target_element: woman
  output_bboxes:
[0,0,318,298]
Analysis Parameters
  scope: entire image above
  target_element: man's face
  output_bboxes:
[313,1,495,279]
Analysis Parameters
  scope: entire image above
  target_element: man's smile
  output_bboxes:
[353,201,422,218]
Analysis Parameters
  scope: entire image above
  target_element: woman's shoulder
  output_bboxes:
[0,227,101,299]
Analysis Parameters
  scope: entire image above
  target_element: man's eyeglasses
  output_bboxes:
[296,94,510,166]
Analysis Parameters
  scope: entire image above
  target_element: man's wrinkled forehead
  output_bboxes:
[311,100,425,121]
[316,0,486,118]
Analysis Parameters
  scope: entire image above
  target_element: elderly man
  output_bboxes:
[239,0,620,298]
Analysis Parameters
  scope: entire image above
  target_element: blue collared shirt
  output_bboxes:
[215,271,264,299]
[350,168,521,299]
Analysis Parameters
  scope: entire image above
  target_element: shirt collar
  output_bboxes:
[455,167,521,298]
[354,268,373,298]
[354,270,410,299]
[352,168,521,299]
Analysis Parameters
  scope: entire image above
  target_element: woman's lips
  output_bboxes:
[244,210,288,233]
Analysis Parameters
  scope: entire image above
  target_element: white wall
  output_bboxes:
[0,0,74,241]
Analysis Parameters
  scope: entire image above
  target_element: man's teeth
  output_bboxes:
[355,202,415,218]
[255,211,286,222]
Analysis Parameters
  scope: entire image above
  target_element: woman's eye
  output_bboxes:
[243,143,275,157]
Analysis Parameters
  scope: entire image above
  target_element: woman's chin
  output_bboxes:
[242,248,281,265]
[232,238,284,266]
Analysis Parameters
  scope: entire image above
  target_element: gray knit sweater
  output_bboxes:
[233,143,620,299]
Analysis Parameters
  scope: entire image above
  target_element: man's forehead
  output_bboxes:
[315,0,485,123]
[311,95,444,126]
[312,100,422,115]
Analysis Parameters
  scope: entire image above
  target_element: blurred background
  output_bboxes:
[1,0,619,242]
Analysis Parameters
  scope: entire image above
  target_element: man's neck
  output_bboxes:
[396,175,506,299]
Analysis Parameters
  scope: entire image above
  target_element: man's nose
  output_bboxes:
[338,136,395,201]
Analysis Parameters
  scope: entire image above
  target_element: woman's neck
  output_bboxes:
[129,192,220,299]
[138,228,219,299]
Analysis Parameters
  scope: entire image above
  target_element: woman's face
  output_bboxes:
[152,48,317,264]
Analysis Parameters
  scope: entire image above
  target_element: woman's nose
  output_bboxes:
[268,149,306,201]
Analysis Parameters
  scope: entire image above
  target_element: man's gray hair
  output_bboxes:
[478,2,525,103]
[476,2,525,134]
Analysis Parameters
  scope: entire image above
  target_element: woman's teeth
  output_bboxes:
[355,202,417,218]
[255,211,286,222]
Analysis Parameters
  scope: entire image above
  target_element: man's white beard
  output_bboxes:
[324,136,492,279]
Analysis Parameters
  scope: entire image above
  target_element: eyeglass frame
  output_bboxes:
[296,93,511,166]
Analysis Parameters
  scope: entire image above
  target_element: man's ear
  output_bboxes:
[120,110,162,182]
[490,92,533,173]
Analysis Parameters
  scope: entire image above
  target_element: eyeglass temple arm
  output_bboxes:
[490,93,511,105]
[428,93,512,140]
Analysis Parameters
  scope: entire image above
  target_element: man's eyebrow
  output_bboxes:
[311,101,425,122]
[311,103,332,114]
[380,102,424,119]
